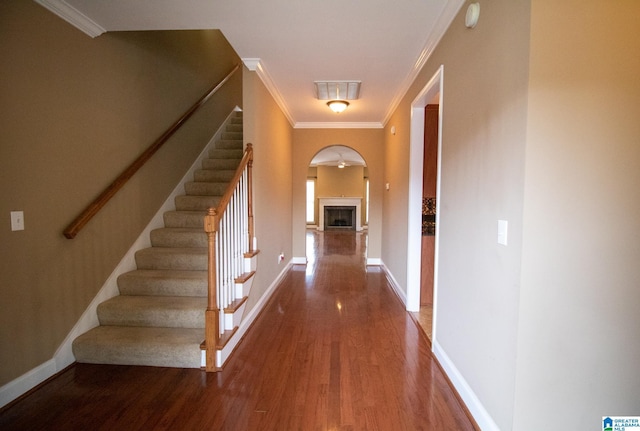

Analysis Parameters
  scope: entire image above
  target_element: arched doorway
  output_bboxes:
[306,145,369,260]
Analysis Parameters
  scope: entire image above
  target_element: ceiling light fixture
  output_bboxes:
[314,81,361,114]
[327,100,349,113]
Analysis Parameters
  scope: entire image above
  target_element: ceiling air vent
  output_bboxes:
[314,81,361,100]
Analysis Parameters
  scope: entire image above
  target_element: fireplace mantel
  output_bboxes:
[318,197,362,231]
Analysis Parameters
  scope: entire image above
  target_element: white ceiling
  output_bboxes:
[40,0,463,128]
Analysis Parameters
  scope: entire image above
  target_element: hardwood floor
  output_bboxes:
[412,306,433,342]
[0,231,477,430]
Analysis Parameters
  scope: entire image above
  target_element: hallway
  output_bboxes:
[0,231,477,430]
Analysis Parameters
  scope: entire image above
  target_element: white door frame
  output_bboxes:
[406,65,444,341]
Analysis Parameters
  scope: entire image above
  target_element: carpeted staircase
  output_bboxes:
[72,112,245,368]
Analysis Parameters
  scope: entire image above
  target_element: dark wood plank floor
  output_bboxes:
[0,231,477,430]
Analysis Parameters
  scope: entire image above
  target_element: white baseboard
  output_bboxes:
[0,108,240,409]
[377,260,496,430]
[0,359,56,409]
[366,257,382,265]
[433,340,499,431]
[380,261,407,306]
[218,260,292,367]
[292,256,307,265]
[52,247,138,371]
[238,260,292,335]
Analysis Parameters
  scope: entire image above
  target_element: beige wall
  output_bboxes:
[242,69,293,310]
[315,165,366,227]
[317,165,364,198]
[384,0,530,428]
[0,1,241,386]
[292,129,384,262]
[307,166,369,227]
[514,1,640,429]
[386,0,640,429]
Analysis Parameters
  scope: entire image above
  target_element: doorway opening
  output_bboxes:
[306,145,368,261]
[406,66,443,345]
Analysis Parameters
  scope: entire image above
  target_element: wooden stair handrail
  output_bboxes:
[63,64,241,239]
[204,143,254,371]
[215,143,253,232]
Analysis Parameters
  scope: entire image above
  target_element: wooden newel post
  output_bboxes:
[247,143,255,253]
[204,207,219,371]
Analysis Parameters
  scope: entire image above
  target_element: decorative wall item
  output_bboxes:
[422,197,436,236]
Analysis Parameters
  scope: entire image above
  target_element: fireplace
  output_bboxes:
[324,206,356,230]
[318,197,363,232]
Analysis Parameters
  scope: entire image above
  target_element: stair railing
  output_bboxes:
[203,143,254,371]
[63,64,241,239]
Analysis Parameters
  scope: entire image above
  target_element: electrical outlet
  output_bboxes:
[11,211,24,231]
[278,253,285,264]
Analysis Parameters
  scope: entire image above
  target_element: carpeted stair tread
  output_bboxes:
[118,269,207,297]
[215,140,243,150]
[202,158,241,170]
[194,169,236,182]
[221,132,242,140]
[225,123,243,133]
[163,210,207,228]
[185,181,229,196]
[73,113,246,370]
[209,148,243,159]
[135,247,207,271]
[150,227,206,248]
[174,195,222,211]
[97,295,206,328]
[72,326,203,368]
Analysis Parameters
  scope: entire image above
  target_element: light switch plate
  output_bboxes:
[497,220,508,246]
[11,211,24,231]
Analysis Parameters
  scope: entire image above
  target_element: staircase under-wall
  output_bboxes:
[73,111,252,368]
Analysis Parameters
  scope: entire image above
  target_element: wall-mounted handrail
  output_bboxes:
[63,64,241,239]
[203,143,254,371]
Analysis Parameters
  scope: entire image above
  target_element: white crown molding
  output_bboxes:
[242,58,296,127]
[242,58,261,71]
[35,0,106,38]
[245,1,464,133]
[295,122,383,129]
[242,58,381,130]
[381,0,464,126]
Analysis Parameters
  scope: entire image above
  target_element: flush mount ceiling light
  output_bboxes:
[327,100,349,113]
[314,81,361,113]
